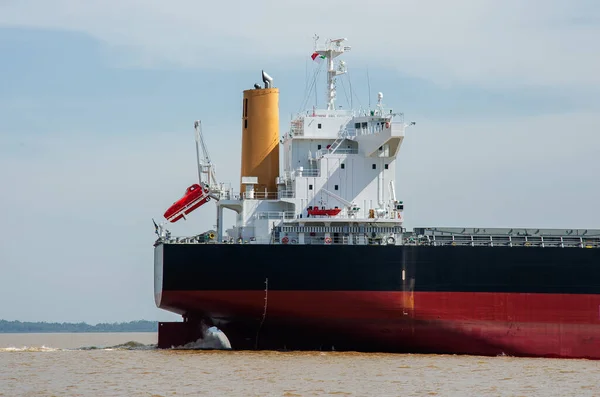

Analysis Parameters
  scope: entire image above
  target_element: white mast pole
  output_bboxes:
[193,120,203,185]
[327,49,335,111]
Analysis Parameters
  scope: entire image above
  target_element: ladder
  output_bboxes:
[328,129,347,154]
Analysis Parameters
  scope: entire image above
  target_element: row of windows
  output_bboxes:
[318,122,385,130]
[304,164,389,189]
[309,184,339,190]
[317,121,383,129]
[341,163,389,169]
[310,162,388,170]
[317,121,388,131]
[306,165,391,191]
[373,164,390,170]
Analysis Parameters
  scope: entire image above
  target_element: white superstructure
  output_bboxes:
[155,38,600,250]
[212,38,416,246]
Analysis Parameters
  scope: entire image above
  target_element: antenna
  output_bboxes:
[315,73,318,109]
[367,66,371,111]
[348,74,354,110]
[313,35,319,109]
[304,54,308,99]
[194,120,203,184]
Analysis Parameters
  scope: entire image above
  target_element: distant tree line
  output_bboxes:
[0,319,158,333]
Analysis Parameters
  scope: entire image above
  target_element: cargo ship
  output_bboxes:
[153,37,600,359]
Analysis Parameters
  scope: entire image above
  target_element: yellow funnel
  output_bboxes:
[240,72,280,194]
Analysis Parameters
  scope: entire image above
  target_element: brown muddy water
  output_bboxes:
[1,332,599,396]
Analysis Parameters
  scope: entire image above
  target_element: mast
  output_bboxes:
[194,120,203,185]
[314,37,351,111]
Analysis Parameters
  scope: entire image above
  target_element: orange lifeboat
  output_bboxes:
[307,206,342,217]
[164,183,211,223]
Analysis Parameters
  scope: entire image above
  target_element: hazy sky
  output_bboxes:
[1,1,599,324]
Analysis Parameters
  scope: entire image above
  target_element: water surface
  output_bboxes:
[1,333,598,396]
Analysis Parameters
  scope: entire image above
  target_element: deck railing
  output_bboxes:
[255,211,296,220]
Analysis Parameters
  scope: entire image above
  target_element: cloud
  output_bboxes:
[1,0,599,89]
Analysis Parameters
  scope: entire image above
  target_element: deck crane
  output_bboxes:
[162,120,226,223]
[194,120,226,199]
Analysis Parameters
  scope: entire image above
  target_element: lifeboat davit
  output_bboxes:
[307,206,342,217]
[164,183,211,223]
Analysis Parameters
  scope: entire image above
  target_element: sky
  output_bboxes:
[0,0,599,324]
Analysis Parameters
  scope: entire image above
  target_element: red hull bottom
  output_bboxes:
[157,291,600,359]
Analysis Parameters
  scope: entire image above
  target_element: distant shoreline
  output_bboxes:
[0,320,159,333]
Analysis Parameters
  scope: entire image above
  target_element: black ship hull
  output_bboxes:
[154,243,600,358]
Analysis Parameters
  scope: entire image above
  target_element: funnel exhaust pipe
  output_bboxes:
[262,70,273,88]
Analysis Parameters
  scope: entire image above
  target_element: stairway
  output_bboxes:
[328,130,347,154]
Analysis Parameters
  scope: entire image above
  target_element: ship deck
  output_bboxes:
[412,227,600,248]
